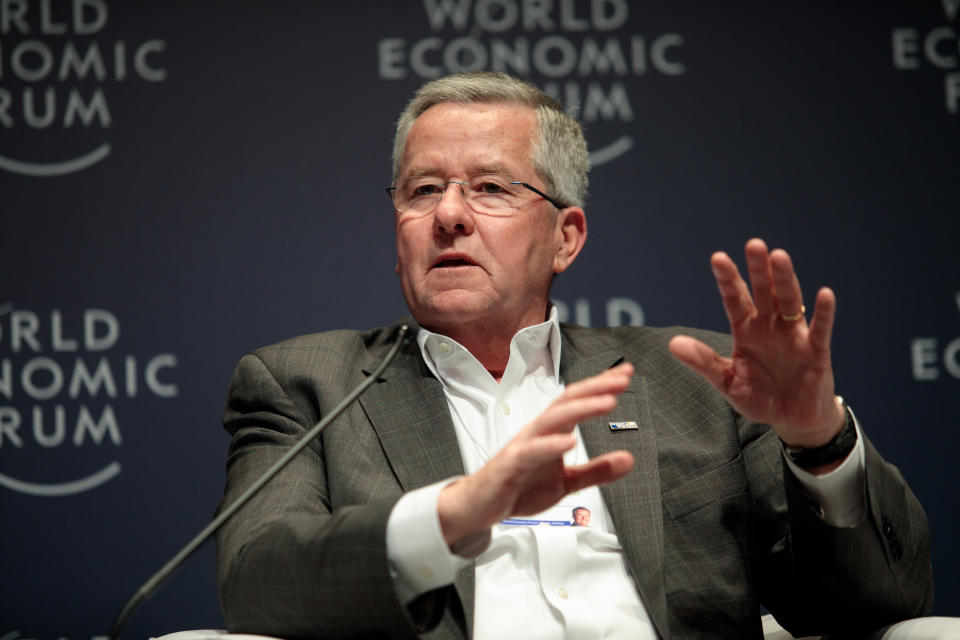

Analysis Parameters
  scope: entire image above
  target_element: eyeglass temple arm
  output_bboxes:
[511,182,566,210]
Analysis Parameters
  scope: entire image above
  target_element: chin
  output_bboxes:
[413,290,495,328]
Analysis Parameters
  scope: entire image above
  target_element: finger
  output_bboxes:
[564,450,634,493]
[744,238,775,315]
[710,251,755,329]
[526,393,620,437]
[769,248,805,318]
[558,362,633,402]
[512,433,578,473]
[668,335,731,394]
[807,286,836,353]
[519,364,632,440]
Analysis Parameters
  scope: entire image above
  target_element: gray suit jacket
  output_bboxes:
[215,321,933,639]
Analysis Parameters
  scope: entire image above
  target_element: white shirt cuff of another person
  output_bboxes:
[782,418,866,528]
[386,477,489,605]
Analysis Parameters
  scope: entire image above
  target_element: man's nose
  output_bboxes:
[433,182,475,234]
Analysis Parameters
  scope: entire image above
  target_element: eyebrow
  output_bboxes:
[476,164,511,176]
[403,164,514,180]
[405,167,442,179]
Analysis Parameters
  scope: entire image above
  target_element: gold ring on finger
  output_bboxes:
[780,304,806,322]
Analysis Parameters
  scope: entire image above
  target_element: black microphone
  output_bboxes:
[108,324,411,639]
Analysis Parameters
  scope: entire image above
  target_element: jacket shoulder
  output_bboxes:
[250,324,403,364]
[232,324,410,395]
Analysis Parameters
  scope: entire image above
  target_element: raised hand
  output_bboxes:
[668,238,846,449]
[437,363,636,547]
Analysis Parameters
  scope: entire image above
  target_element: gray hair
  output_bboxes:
[392,72,590,208]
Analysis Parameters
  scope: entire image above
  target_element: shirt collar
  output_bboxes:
[416,305,563,389]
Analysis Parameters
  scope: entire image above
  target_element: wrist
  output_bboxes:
[438,478,489,548]
[437,480,466,548]
[781,398,858,470]
[779,396,847,448]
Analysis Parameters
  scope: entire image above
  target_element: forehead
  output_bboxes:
[400,102,537,178]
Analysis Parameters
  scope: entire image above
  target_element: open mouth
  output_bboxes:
[435,258,474,268]
[433,255,477,269]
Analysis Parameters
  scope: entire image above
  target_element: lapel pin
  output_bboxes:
[608,421,639,431]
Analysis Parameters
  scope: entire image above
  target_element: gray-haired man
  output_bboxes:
[216,72,932,639]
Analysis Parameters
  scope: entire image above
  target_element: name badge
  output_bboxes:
[501,503,595,528]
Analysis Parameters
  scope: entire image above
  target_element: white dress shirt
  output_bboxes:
[385,310,865,638]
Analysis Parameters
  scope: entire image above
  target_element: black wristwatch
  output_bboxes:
[782,400,858,469]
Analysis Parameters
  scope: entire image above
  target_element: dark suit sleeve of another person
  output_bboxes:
[214,328,432,639]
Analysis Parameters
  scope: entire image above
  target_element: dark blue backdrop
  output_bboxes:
[2,1,957,637]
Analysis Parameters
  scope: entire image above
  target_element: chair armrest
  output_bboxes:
[762,613,822,639]
[150,632,283,640]
[762,614,960,640]
[877,617,960,640]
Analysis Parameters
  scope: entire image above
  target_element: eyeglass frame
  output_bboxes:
[385,180,567,213]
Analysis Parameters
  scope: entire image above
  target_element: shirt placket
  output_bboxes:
[533,526,578,631]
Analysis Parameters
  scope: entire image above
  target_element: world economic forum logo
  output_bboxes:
[0,304,179,496]
[0,0,167,177]
[890,0,960,115]
[375,0,687,167]
[911,292,960,381]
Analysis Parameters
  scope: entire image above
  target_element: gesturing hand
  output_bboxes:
[668,238,846,450]
[437,363,636,548]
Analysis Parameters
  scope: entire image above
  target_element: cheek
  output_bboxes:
[395,222,424,266]
[519,227,560,271]
[496,218,554,259]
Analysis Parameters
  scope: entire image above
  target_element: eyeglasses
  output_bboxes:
[386,174,566,217]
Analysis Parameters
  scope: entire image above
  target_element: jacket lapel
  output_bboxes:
[560,329,669,639]
[358,330,465,491]
[357,325,476,634]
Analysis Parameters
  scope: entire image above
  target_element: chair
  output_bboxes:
[760,613,960,639]
[152,615,960,639]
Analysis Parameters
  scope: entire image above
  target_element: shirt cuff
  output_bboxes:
[783,413,866,528]
[386,477,488,605]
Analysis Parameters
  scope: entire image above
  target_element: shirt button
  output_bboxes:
[501,402,510,415]
[420,566,434,579]
[439,342,452,354]
[558,587,569,599]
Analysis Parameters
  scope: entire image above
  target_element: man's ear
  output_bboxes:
[553,207,587,275]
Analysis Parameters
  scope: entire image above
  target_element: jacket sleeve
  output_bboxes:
[746,416,934,636]
[214,351,422,639]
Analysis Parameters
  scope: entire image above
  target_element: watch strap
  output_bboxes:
[782,401,858,469]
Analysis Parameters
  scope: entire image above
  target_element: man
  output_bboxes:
[216,72,932,639]
[572,507,591,527]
